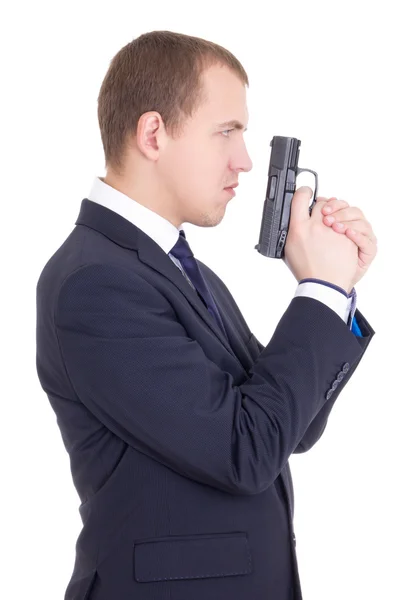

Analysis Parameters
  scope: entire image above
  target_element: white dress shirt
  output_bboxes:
[87,176,354,326]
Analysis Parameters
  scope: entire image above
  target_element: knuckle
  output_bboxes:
[327,199,349,211]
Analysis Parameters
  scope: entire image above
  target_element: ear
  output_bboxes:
[136,112,166,160]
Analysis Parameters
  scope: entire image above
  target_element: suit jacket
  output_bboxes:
[36,199,375,600]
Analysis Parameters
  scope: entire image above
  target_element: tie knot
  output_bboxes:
[170,231,194,260]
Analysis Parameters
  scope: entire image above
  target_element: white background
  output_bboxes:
[2,0,399,598]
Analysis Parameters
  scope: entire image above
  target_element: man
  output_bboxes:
[36,31,376,600]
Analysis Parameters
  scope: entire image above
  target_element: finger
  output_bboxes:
[323,207,365,223]
[321,198,349,214]
[291,186,314,222]
[345,228,377,268]
[311,196,336,221]
[328,219,377,243]
[323,215,376,243]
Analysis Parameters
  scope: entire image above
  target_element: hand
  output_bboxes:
[283,187,359,293]
[318,197,378,288]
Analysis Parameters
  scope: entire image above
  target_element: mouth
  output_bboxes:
[224,187,236,198]
[224,182,238,193]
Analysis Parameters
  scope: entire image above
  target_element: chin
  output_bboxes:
[194,214,219,228]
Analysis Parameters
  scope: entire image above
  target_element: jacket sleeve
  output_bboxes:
[250,309,374,454]
[55,264,372,496]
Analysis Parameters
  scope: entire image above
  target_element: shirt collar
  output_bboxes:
[87,176,182,254]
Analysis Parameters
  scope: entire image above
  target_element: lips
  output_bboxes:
[224,187,236,198]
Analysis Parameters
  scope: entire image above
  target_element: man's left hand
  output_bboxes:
[317,197,378,288]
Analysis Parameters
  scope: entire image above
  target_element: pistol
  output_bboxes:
[254,136,319,258]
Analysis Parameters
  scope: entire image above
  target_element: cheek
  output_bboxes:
[160,140,226,194]
[181,149,219,183]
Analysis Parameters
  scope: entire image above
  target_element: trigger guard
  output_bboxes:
[296,168,319,214]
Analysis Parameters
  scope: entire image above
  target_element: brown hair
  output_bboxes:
[97,30,249,175]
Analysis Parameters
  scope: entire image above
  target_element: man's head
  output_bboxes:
[97,31,253,229]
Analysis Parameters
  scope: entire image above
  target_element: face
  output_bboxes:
[130,64,253,229]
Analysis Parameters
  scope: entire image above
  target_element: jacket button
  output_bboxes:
[337,371,344,381]
[342,362,350,373]
[331,380,339,390]
[326,389,334,400]
[293,533,296,546]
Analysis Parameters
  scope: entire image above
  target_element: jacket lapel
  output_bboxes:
[75,199,240,360]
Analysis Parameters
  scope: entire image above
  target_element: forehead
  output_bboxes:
[199,65,249,126]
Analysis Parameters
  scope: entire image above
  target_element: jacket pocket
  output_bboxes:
[133,531,252,583]
[64,569,98,600]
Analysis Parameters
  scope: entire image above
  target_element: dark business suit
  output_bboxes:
[36,199,375,599]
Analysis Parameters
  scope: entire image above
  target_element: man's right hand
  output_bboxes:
[283,186,358,294]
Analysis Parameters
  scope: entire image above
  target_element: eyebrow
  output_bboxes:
[217,120,248,132]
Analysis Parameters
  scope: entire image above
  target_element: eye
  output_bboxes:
[221,129,235,137]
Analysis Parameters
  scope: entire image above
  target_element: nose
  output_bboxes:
[231,142,253,174]
[242,152,253,173]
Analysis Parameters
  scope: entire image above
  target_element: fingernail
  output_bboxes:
[323,206,332,213]
[325,216,334,223]
[336,222,344,228]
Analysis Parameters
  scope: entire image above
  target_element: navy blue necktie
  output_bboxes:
[170,230,227,337]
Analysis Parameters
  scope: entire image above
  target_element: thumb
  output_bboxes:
[290,186,314,222]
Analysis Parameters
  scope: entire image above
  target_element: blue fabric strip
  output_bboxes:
[351,315,362,337]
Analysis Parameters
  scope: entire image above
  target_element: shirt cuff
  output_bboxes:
[295,279,356,325]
